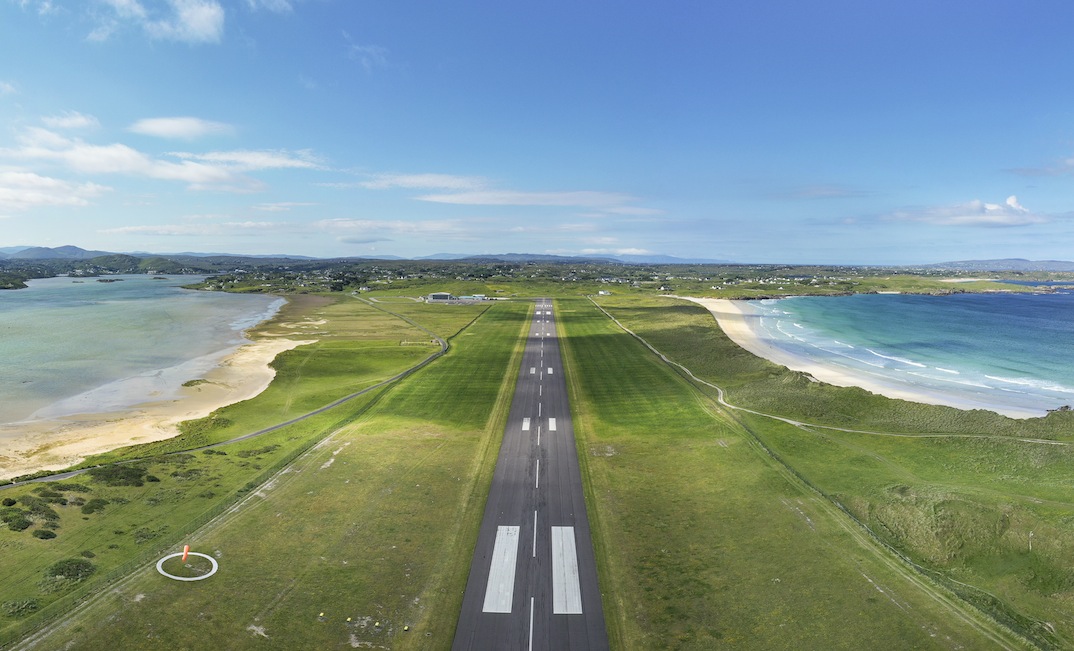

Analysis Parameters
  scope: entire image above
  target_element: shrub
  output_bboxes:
[51,482,91,493]
[80,550,96,558]
[236,445,279,458]
[87,465,147,487]
[5,516,32,532]
[80,498,110,515]
[1,498,15,507]
[2,599,38,617]
[44,558,96,584]
[32,529,56,540]
[146,475,161,483]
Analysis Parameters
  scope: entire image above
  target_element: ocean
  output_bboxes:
[0,275,282,425]
[748,288,1074,417]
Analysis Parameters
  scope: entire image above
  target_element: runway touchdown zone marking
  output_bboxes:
[551,526,583,615]
[483,526,521,613]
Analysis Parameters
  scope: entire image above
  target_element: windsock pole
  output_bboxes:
[182,545,190,563]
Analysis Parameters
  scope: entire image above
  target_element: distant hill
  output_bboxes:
[926,259,1074,272]
[10,245,114,260]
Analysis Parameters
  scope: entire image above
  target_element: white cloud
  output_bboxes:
[358,173,487,191]
[416,190,636,207]
[128,116,233,139]
[42,111,100,130]
[6,127,237,185]
[171,149,322,171]
[342,32,388,72]
[92,0,224,44]
[103,220,283,236]
[0,170,110,212]
[101,0,148,19]
[318,217,485,241]
[13,0,58,15]
[245,0,291,12]
[0,81,17,95]
[254,201,317,211]
[146,0,224,43]
[885,195,1048,227]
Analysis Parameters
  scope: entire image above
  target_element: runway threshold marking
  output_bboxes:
[551,526,583,615]
[548,417,557,432]
[483,526,521,613]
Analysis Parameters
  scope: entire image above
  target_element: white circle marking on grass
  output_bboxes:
[156,552,219,582]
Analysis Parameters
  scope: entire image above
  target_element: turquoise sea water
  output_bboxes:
[0,276,282,424]
[748,289,1074,417]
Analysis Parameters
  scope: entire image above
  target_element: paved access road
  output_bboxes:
[453,299,608,650]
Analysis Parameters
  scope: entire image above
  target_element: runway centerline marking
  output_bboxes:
[536,459,540,489]
[483,526,521,613]
[552,526,583,615]
[532,510,538,558]
[529,597,535,651]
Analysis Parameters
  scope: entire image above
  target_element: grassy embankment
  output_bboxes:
[9,300,531,650]
[585,294,1074,649]
[0,294,494,647]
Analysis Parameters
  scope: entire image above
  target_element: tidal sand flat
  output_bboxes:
[0,276,313,478]
[682,295,1069,419]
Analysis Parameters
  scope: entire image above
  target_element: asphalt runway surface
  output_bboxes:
[453,299,608,650]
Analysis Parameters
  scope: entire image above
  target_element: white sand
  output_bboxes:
[0,336,315,480]
[677,296,1041,419]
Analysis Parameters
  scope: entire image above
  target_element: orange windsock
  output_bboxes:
[182,545,190,562]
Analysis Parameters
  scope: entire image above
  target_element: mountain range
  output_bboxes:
[3,246,1074,271]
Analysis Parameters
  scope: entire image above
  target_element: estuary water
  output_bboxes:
[748,289,1074,417]
[0,275,282,425]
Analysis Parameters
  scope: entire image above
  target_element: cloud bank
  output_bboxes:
[885,196,1047,227]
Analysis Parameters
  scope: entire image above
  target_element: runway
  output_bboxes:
[453,299,608,650]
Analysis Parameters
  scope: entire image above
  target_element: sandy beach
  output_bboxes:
[678,296,1041,418]
[0,336,315,480]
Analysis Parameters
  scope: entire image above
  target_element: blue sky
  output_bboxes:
[3,0,1074,264]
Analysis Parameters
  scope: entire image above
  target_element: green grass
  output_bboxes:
[588,294,1074,648]
[0,294,500,647]
[13,301,532,650]
[558,297,1025,649]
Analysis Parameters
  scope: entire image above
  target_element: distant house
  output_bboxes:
[427,292,454,302]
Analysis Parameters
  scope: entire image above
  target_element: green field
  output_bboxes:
[4,300,530,650]
[582,295,1074,649]
[4,289,1074,650]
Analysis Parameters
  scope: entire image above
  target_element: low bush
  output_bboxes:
[87,465,148,487]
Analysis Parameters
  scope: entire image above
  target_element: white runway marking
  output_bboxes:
[483,526,521,613]
[533,510,538,557]
[529,596,535,651]
[547,367,554,375]
[548,417,557,432]
[535,459,540,489]
[537,425,541,446]
[522,418,531,431]
[551,526,583,614]
[530,367,535,374]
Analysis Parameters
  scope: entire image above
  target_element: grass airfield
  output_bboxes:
[3,290,1074,649]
